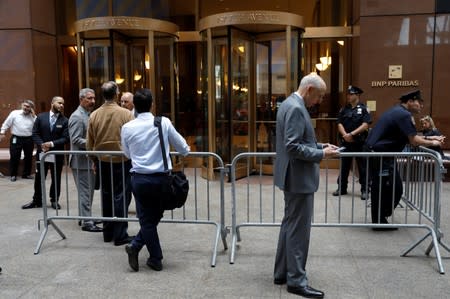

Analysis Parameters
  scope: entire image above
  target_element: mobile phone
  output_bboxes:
[337,146,346,152]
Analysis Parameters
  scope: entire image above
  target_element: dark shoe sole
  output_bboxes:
[81,226,103,232]
[332,191,347,196]
[125,245,139,272]
[287,286,324,298]
[21,203,42,209]
[146,259,162,271]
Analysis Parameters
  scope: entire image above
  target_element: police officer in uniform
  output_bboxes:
[365,90,445,230]
[333,85,372,199]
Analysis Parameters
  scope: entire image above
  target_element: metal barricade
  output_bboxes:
[229,149,449,273]
[34,150,227,267]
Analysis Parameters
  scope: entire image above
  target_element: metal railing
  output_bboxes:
[228,148,449,273]
[34,150,227,267]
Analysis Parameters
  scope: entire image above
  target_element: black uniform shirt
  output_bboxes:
[337,102,371,143]
[365,104,416,152]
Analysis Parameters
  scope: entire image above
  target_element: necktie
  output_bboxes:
[50,114,57,131]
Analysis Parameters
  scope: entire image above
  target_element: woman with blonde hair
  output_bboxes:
[420,115,448,160]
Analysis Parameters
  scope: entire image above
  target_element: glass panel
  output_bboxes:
[84,40,109,107]
[113,40,128,92]
[213,39,229,160]
[231,36,250,158]
[131,45,145,90]
[76,0,108,19]
[112,0,152,17]
[154,37,174,117]
[271,40,286,100]
[290,30,301,92]
[256,42,272,153]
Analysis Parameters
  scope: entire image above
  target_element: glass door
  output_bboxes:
[211,29,253,163]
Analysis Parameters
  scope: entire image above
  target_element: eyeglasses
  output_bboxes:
[85,96,95,100]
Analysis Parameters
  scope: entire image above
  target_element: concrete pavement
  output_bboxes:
[1,169,450,298]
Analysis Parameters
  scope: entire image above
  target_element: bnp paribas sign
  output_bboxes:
[371,65,419,88]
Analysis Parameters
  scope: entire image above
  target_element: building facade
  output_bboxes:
[1,0,449,164]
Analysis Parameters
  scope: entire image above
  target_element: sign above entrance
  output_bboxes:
[199,11,304,32]
[74,16,179,37]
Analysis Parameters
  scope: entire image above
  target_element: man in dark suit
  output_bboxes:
[273,73,339,298]
[22,96,69,210]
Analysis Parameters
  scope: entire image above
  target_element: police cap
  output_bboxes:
[399,90,422,102]
[347,85,363,95]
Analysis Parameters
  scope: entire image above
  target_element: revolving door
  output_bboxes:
[199,11,304,171]
[74,17,179,119]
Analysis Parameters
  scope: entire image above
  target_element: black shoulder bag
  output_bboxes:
[154,116,189,210]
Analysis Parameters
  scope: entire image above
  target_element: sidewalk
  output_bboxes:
[1,170,450,298]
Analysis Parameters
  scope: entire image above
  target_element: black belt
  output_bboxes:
[12,135,32,139]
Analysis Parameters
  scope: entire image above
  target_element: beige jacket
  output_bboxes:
[87,101,134,162]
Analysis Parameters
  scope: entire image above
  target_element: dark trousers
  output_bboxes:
[369,157,403,223]
[33,160,63,204]
[130,173,165,263]
[274,192,313,287]
[9,135,34,177]
[99,160,132,242]
[336,142,368,192]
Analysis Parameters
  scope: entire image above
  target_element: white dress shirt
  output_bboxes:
[121,112,190,174]
[0,109,36,136]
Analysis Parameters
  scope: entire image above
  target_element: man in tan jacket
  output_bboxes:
[87,81,134,246]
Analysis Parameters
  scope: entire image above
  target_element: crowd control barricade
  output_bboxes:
[229,150,449,274]
[34,150,227,267]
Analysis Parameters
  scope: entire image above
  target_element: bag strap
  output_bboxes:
[154,116,169,172]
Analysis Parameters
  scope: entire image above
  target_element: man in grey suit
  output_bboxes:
[274,73,339,298]
[69,88,102,232]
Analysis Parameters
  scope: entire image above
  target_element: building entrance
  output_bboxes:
[199,11,304,171]
[73,17,180,118]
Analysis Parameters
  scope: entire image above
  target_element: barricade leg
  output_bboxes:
[401,228,445,274]
[34,219,66,254]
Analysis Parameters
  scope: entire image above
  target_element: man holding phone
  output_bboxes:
[0,100,36,182]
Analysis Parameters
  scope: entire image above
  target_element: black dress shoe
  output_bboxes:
[22,201,42,209]
[81,224,103,232]
[51,202,61,210]
[21,175,34,179]
[287,285,324,298]
[274,277,287,285]
[146,258,162,271]
[114,236,134,246]
[10,176,16,182]
[125,244,139,272]
[332,189,347,196]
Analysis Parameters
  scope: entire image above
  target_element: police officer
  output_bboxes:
[333,85,372,199]
[365,90,445,230]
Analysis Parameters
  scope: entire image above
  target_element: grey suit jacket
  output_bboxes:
[274,93,324,194]
[69,106,90,169]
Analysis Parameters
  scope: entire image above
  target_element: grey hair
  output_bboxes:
[79,88,95,99]
[299,72,326,91]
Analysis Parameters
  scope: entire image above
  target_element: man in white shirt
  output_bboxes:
[0,100,36,181]
[121,88,190,272]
